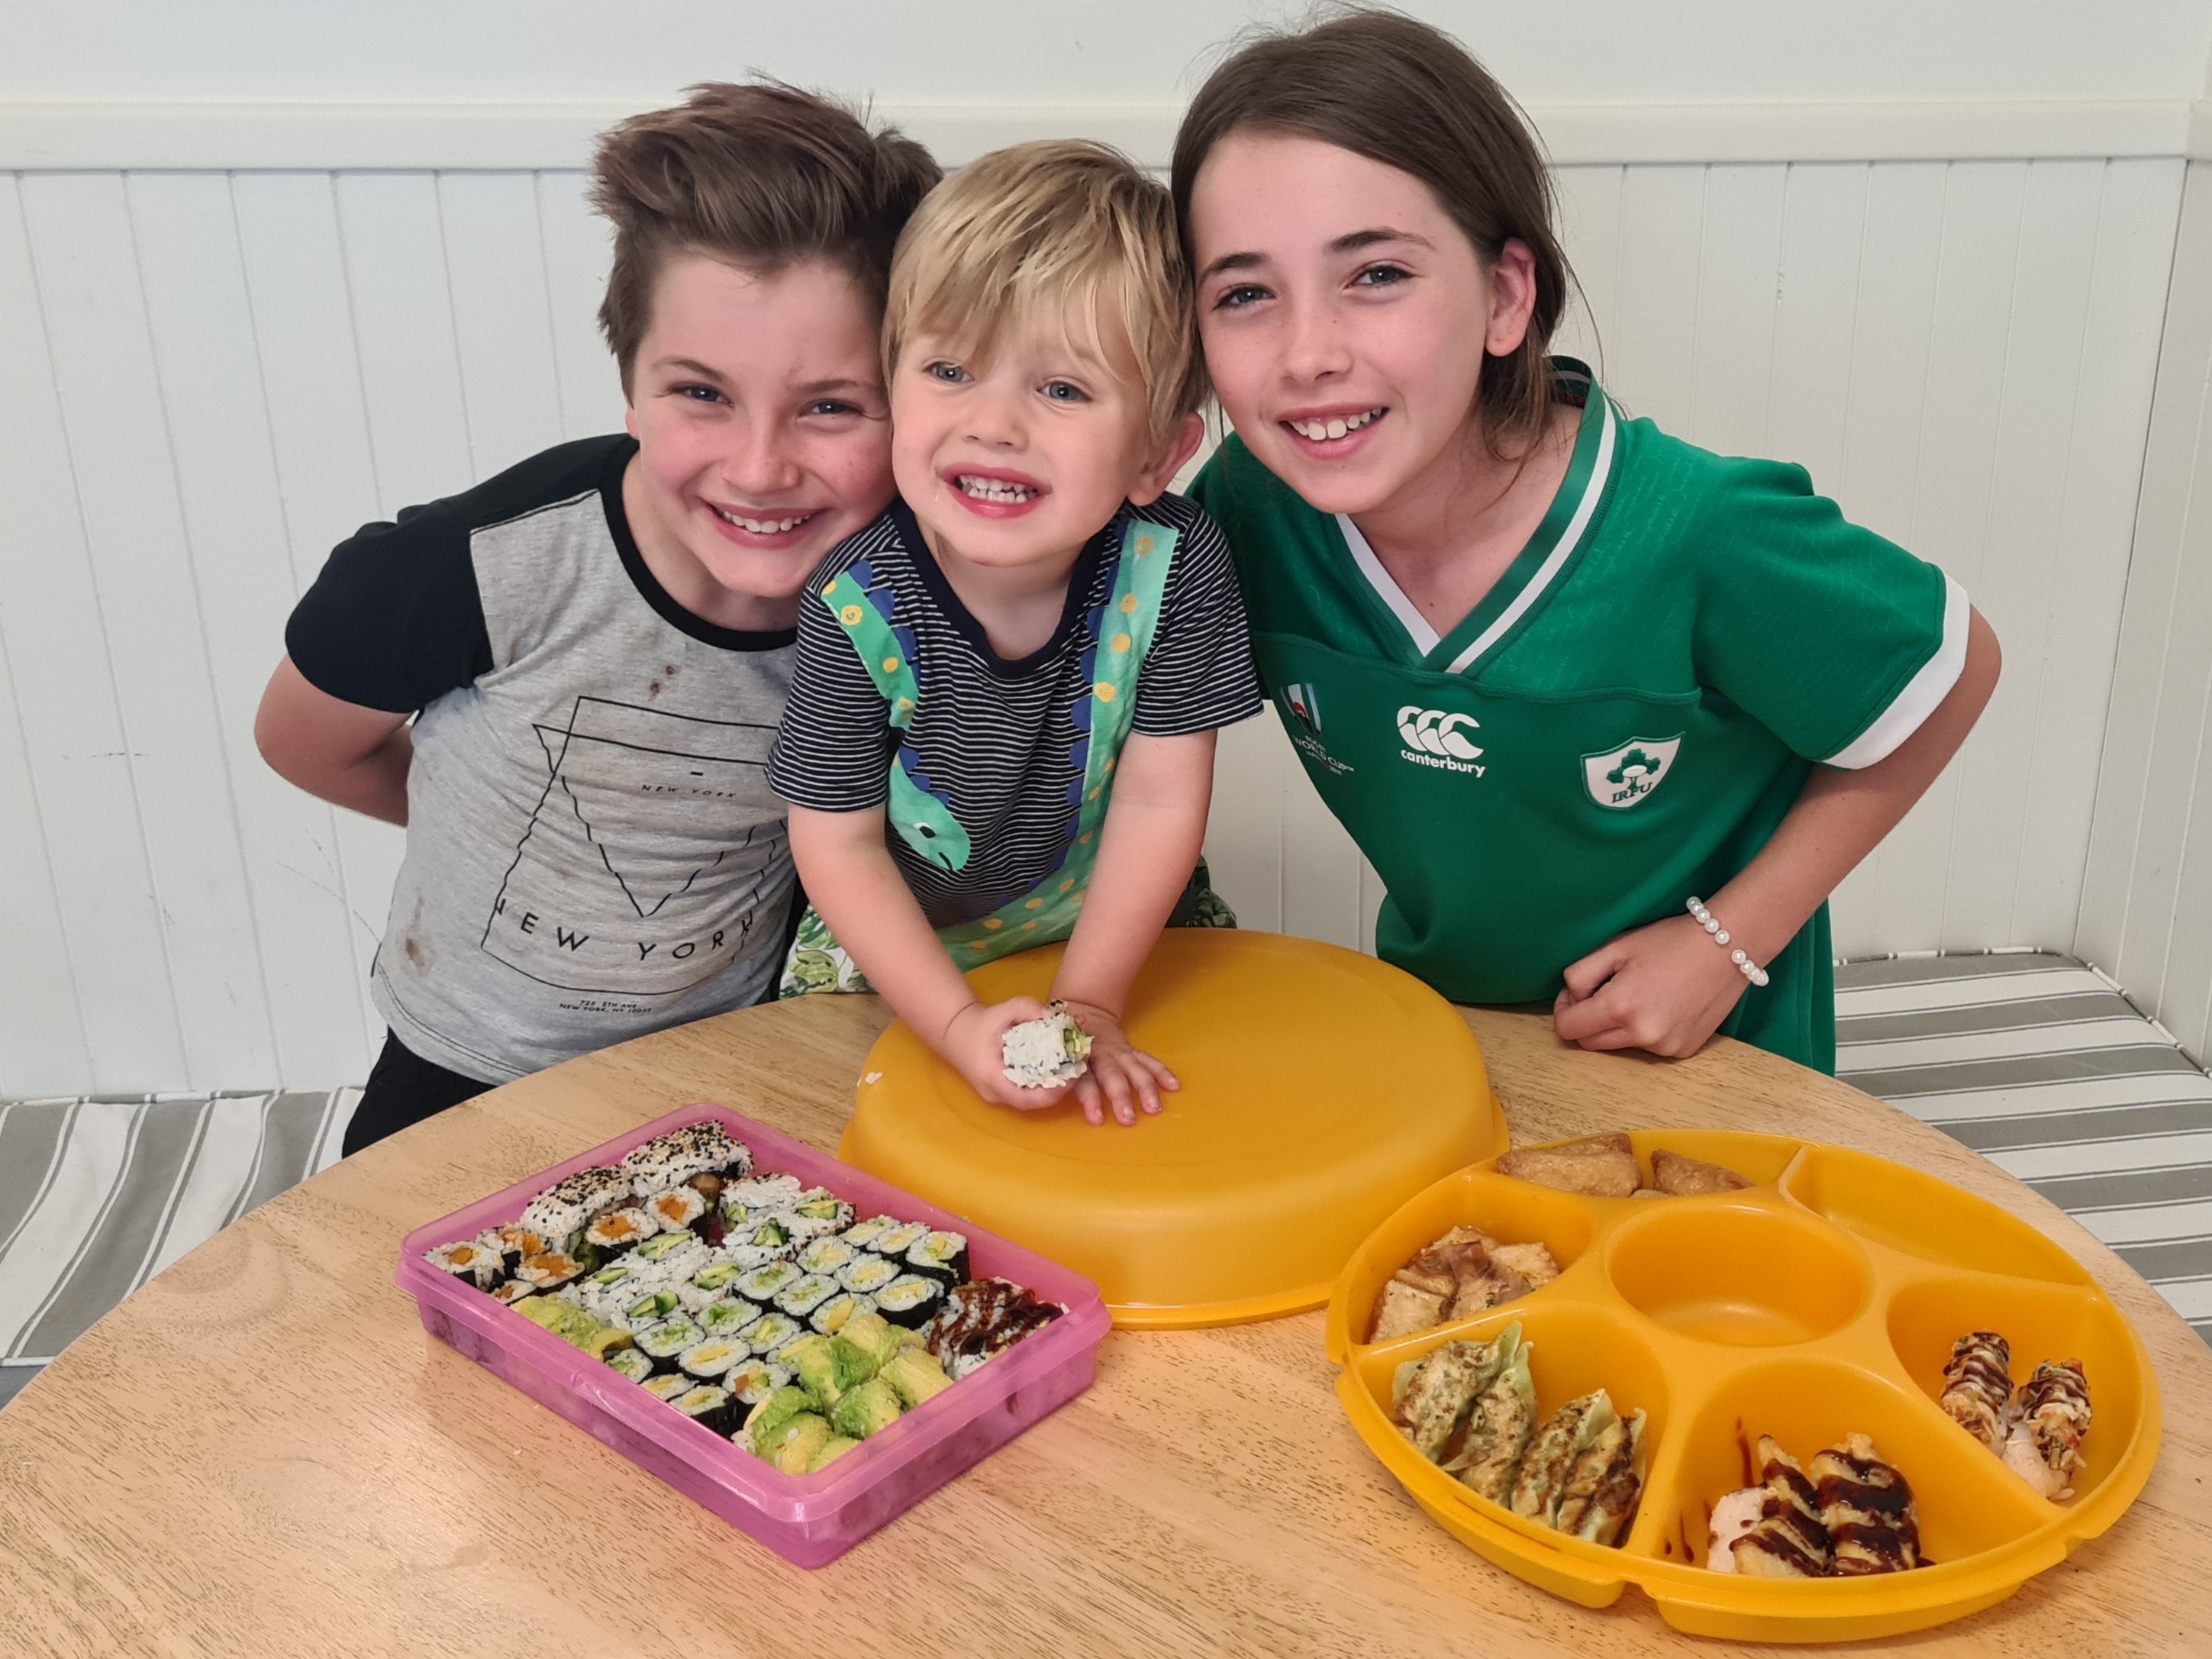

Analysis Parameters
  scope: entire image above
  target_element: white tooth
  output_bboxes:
[1325,418,1347,440]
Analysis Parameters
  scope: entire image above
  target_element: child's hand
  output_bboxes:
[1057,999,1179,1127]
[1551,913,1753,1059]
[941,998,1075,1111]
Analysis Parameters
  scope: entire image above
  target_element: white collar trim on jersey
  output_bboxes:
[1333,512,1441,656]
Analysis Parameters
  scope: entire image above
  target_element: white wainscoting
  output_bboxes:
[0,154,2188,1093]
[2081,160,2212,1062]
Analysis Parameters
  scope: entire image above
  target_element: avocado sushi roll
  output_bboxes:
[725,1360,791,1411]
[837,1255,902,1297]
[838,1215,900,1252]
[735,1312,803,1358]
[903,1231,969,1286]
[875,1274,946,1328]
[679,1338,746,1383]
[746,1385,817,1453]
[700,1297,759,1340]
[635,1314,704,1372]
[672,1384,739,1436]
[798,1237,859,1278]
[623,1287,682,1327]
[830,1377,905,1441]
[582,1207,655,1255]
[773,1274,839,1320]
[810,1293,877,1338]
[736,1260,803,1303]
[642,1371,693,1403]
[726,1216,795,1269]
[603,1346,656,1386]
[781,1189,855,1241]
[806,1434,862,1473]
[870,1220,931,1260]
[425,1239,504,1289]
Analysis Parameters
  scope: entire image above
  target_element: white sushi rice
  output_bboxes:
[1705,1486,1766,1572]
[1001,1003,1091,1088]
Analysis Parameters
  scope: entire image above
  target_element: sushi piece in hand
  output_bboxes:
[1730,1438,1833,1577]
[1001,1001,1092,1088]
[2003,1359,2091,1500]
[1940,1330,2014,1454]
[1809,1434,1921,1574]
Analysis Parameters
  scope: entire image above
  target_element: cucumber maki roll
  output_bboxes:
[582,1207,655,1256]
[780,1189,855,1242]
[635,1314,703,1371]
[798,1237,859,1278]
[603,1346,656,1385]
[680,1260,748,1312]
[642,1372,693,1403]
[876,1274,946,1328]
[724,1173,804,1216]
[736,1260,803,1303]
[871,1220,931,1260]
[838,1215,900,1252]
[724,1216,795,1270]
[425,1239,504,1289]
[515,1251,585,1291]
[678,1338,746,1383]
[772,1274,839,1320]
[903,1231,970,1286]
[735,1312,803,1358]
[700,1297,759,1340]
[623,1287,682,1327]
[633,1231,708,1276]
[672,1383,739,1436]
[810,1293,877,1338]
[837,1255,903,1297]
[586,1262,635,1291]
[645,1186,708,1235]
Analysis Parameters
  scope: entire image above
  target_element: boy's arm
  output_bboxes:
[786,805,1066,1109]
[1553,605,2001,1055]
[254,655,414,827]
[1052,727,1217,1125]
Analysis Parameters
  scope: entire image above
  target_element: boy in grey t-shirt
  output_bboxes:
[255,83,939,1152]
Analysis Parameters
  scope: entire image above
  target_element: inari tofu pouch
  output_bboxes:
[1510,1390,1616,1528]
[1445,1326,1536,1500]
[1576,1409,1647,1546]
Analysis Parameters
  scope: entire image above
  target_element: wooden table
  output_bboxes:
[2,999,2207,1657]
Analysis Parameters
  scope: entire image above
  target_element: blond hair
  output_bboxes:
[882,140,1202,448]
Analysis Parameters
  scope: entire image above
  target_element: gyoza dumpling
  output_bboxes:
[1510,1391,1614,1528]
[1389,1338,1504,1462]
[1556,1399,1646,1545]
[1444,1324,1536,1501]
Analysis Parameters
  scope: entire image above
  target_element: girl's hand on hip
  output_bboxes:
[942,998,1073,1111]
[1551,913,1753,1059]
[1057,999,1179,1128]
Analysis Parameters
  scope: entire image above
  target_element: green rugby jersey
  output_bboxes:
[1190,360,1967,1073]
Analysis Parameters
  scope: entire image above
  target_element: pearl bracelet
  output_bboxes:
[1686,896,1770,988]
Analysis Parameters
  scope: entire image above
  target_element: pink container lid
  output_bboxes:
[395,1102,1111,1564]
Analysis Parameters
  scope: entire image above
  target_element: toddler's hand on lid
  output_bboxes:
[942,998,1073,1111]
[1056,999,1178,1128]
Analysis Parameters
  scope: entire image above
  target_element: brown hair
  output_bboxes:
[590,80,941,392]
[1170,7,1571,457]
[883,140,1204,450]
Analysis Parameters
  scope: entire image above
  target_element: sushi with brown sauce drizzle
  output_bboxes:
[1729,1437,1833,1578]
[2004,1359,2092,1500]
[1809,1434,1922,1575]
[1940,1331,2013,1453]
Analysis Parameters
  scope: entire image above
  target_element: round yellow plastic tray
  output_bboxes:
[840,930,1504,1328]
[1327,1130,2162,1643]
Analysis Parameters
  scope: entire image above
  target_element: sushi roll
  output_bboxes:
[875,1273,946,1329]
[735,1260,804,1304]
[725,1216,795,1269]
[870,1220,932,1260]
[489,1279,536,1306]
[672,1384,739,1437]
[726,1360,792,1411]
[645,1186,708,1235]
[479,1225,550,1273]
[691,1260,748,1296]
[634,1314,704,1372]
[603,1346,656,1386]
[837,1255,903,1297]
[1001,1001,1091,1087]
[838,1215,900,1252]
[903,1231,969,1286]
[679,1338,746,1384]
[621,1122,743,1198]
[623,1286,682,1326]
[773,1274,839,1320]
[582,1207,655,1256]
[780,1189,855,1242]
[632,1234,709,1282]
[798,1237,859,1278]
[642,1372,694,1403]
[425,1239,504,1289]
[811,1292,877,1338]
[700,1297,759,1340]
[724,1173,805,1216]
[736,1312,804,1359]
[515,1251,585,1291]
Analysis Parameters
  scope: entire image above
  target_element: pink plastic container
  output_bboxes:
[395,1102,1110,1567]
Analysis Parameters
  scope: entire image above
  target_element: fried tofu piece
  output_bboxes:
[1371,1279,1447,1342]
[1498,1138,1641,1198]
[1649,1149,1752,1196]
[1488,1241,1561,1289]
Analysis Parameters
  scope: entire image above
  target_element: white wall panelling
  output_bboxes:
[0,142,2192,1089]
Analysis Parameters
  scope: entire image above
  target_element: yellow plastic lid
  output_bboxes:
[840,930,1504,1328]
[1329,1130,2162,1642]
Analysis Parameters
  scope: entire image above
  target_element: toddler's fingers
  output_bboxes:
[1071,1073,1105,1126]
[1097,1060,1140,1127]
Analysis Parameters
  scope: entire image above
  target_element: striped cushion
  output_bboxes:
[1839,951,2212,1348]
[0,1090,359,1409]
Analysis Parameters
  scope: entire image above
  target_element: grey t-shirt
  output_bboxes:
[287,436,796,1083]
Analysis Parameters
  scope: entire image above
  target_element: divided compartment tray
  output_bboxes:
[395,1102,1111,1568]
[1327,1130,2162,1644]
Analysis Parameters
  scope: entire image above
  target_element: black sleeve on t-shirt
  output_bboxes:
[285,502,495,714]
[1129,494,1266,738]
[766,531,901,813]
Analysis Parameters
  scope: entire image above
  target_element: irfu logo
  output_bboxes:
[1582,735,1682,809]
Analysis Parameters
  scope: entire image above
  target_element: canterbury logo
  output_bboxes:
[1397,705,1483,761]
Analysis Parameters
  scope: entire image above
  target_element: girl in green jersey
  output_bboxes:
[1175,11,2001,1073]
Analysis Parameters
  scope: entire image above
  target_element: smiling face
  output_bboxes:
[623,253,894,629]
[890,302,1193,576]
[1188,131,1538,520]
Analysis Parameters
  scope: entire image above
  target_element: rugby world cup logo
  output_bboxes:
[1398,705,1484,762]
